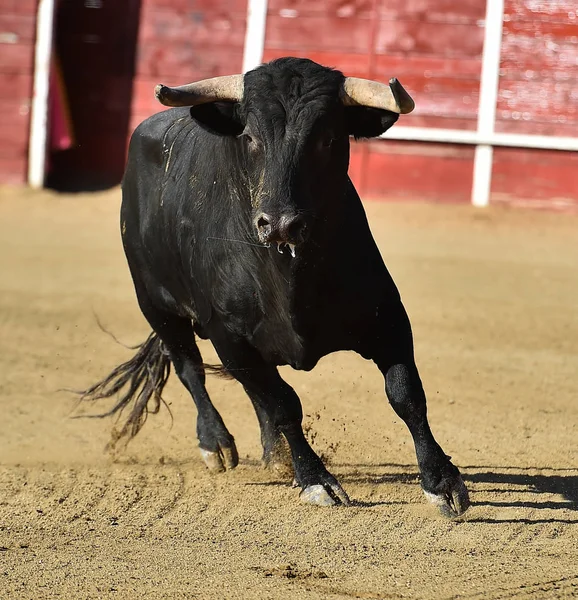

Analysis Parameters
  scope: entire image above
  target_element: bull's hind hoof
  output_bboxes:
[299,482,350,507]
[423,475,470,518]
[263,439,294,479]
[199,443,239,473]
[266,459,294,479]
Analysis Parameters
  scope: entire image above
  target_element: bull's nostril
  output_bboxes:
[255,213,274,242]
[288,217,305,238]
[257,216,270,230]
[282,215,307,242]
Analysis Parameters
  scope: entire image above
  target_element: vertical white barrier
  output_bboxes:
[28,0,55,189]
[242,0,268,73]
[471,0,505,207]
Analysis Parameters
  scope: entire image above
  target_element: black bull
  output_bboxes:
[81,57,469,517]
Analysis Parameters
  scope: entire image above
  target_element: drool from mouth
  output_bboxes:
[276,242,296,258]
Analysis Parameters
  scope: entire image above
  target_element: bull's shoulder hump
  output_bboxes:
[128,108,193,164]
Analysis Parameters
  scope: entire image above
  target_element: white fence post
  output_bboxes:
[471,0,505,207]
[28,0,55,189]
[242,0,268,73]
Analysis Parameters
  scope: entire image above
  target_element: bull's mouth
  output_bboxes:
[274,241,297,258]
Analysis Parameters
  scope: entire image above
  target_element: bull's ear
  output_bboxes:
[345,107,399,140]
[189,102,244,136]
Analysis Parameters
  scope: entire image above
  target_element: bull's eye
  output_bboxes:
[319,135,335,150]
[240,127,260,151]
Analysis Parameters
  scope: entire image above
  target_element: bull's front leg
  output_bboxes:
[371,304,470,518]
[209,330,350,507]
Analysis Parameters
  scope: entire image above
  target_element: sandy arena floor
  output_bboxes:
[0,185,577,599]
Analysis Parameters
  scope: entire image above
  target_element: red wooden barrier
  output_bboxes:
[1,0,576,209]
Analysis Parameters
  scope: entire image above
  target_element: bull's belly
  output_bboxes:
[251,323,356,371]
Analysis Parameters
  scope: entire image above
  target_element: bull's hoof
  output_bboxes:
[263,439,294,479]
[199,442,239,473]
[299,481,350,507]
[266,460,294,479]
[423,474,470,518]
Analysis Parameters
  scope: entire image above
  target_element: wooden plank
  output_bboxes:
[0,72,33,99]
[503,19,578,40]
[496,80,578,121]
[138,7,247,47]
[375,20,484,58]
[267,17,484,58]
[498,5,578,137]
[136,43,244,79]
[363,140,475,203]
[500,49,578,81]
[265,15,373,54]
[504,0,578,22]
[0,118,29,158]
[0,42,34,73]
[500,26,578,80]
[491,147,578,210]
[494,119,578,138]
[377,0,485,23]
[374,54,482,78]
[0,0,38,16]
[0,13,36,42]
[0,156,27,184]
[143,0,247,12]
[268,0,372,18]
[402,115,478,130]
[268,0,484,22]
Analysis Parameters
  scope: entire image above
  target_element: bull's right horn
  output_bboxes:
[342,77,415,114]
[155,74,244,107]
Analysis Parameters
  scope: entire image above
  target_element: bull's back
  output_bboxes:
[122,108,195,211]
[119,109,254,325]
[120,109,205,312]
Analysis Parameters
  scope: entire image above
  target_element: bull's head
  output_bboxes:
[154,58,414,254]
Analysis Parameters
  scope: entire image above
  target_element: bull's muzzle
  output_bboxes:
[255,212,307,246]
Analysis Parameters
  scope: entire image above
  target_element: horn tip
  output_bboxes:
[389,78,415,115]
[154,84,166,100]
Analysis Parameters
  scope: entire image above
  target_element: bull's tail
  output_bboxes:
[76,332,171,452]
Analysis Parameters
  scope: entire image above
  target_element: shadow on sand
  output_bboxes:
[330,462,578,522]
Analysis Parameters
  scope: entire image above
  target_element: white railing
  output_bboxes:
[242,0,578,206]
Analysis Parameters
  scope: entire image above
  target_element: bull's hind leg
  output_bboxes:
[210,332,348,506]
[371,303,469,518]
[136,297,238,472]
[244,389,293,477]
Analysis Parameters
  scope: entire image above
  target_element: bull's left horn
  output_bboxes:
[154,74,244,107]
[341,77,415,114]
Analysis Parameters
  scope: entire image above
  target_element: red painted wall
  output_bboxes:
[129,0,247,135]
[263,0,485,202]
[2,0,577,210]
[490,0,578,209]
[0,0,37,184]
[264,0,578,208]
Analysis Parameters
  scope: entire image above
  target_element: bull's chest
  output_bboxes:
[245,273,341,370]
[215,249,357,370]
